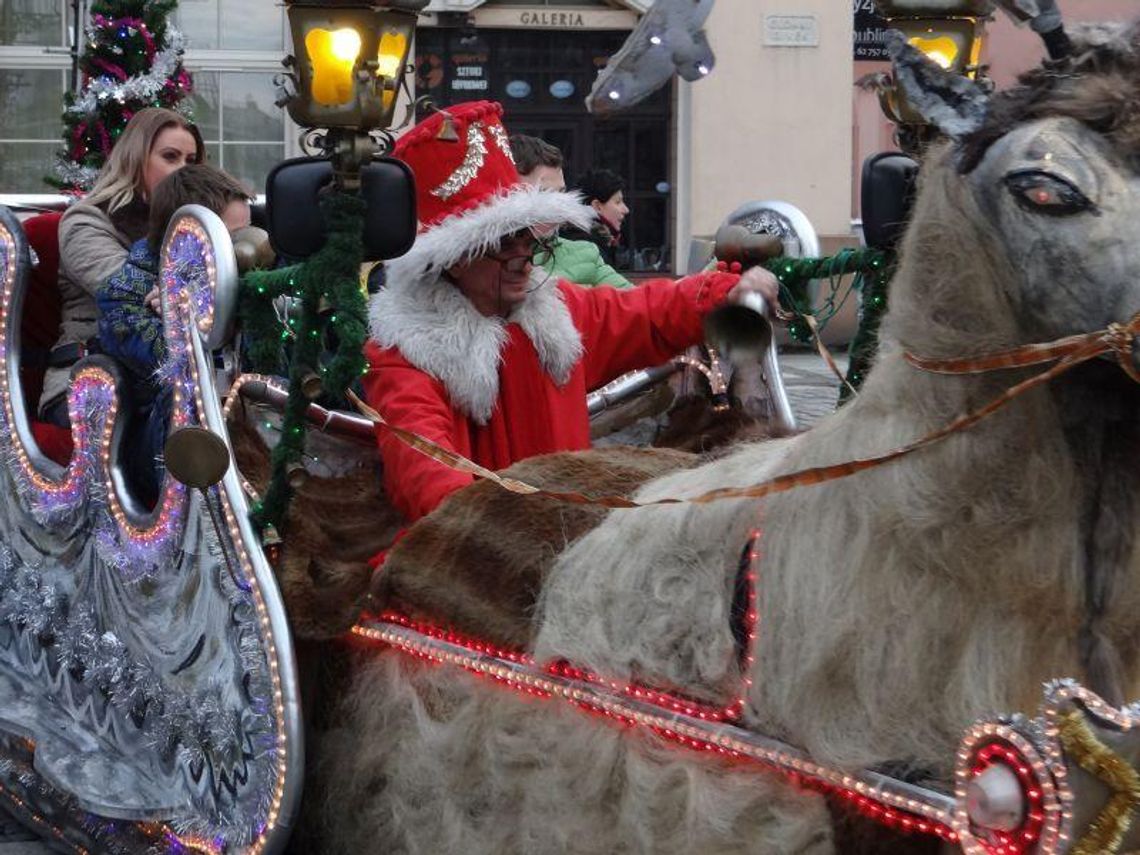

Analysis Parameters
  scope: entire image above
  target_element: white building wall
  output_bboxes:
[682,0,854,257]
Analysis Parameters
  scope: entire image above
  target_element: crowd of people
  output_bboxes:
[34,100,778,545]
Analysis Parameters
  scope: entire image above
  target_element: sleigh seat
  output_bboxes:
[19,212,73,466]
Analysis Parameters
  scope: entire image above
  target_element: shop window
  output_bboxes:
[415,26,672,274]
[0,68,67,192]
[0,0,63,46]
[187,71,286,194]
[175,0,285,51]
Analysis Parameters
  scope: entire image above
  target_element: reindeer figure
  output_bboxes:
[309,22,1140,854]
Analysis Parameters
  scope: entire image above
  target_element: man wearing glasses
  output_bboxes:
[364,101,778,524]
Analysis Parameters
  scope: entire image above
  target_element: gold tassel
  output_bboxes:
[1059,710,1140,855]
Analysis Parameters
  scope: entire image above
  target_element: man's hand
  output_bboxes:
[144,287,162,315]
[725,266,780,309]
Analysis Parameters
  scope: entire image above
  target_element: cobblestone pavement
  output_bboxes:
[0,346,849,851]
[778,347,848,429]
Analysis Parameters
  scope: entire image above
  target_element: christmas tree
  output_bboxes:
[50,0,193,193]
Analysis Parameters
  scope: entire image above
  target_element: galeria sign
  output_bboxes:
[470,8,638,30]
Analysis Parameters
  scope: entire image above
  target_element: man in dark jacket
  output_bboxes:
[508,134,632,289]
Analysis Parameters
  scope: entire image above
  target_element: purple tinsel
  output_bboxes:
[0,219,282,848]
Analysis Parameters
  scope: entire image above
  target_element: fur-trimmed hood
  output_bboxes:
[369,266,584,425]
[393,185,595,275]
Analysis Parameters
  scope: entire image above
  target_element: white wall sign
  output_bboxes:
[763,14,820,48]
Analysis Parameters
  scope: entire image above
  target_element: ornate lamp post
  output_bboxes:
[278,0,426,188]
[240,0,422,534]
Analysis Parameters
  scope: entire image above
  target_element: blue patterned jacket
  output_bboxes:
[96,238,166,383]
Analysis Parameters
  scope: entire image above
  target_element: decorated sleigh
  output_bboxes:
[2,11,1140,855]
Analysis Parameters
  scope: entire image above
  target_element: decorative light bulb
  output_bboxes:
[329,28,362,63]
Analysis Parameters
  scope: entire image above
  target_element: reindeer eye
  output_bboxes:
[1005,171,1094,216]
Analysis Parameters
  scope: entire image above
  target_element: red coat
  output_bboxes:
[363,273,738,522]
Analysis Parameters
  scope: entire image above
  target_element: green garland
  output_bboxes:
[761,248,896,400]
[839,255,895,402]
[239,191,368,532]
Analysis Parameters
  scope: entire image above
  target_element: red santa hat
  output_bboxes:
[391,101,594,273]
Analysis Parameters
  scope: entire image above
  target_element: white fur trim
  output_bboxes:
[370,268,583,425]
[386,186,596,280]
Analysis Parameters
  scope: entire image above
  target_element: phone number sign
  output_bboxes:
[854,0,892,61]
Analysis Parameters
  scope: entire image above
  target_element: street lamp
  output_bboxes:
[278,0,426,186]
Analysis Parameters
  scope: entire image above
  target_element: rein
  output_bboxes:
[348,311,1140,511]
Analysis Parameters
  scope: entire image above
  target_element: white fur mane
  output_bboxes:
[369,269,583,424]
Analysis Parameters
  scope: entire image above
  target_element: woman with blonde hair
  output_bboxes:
[40,107,204,427]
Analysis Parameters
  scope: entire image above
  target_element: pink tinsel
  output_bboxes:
[90,57,128,81]
[96,120,112,155]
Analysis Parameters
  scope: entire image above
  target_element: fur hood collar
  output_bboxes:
[369,267,583,425]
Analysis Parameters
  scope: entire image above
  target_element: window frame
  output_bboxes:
[0,4,300,199]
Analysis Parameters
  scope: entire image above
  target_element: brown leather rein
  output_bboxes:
[348,311,1140,510]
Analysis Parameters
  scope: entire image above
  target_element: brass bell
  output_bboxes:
[436,114,460,142]
[300,370,324,400]
[286,461,310,490]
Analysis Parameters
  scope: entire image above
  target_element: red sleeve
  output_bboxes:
[362,342,474,522]
[559,272,739,390]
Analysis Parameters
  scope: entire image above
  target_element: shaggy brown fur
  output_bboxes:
[960,20,1140,173]
[654,393,775,453]
[229,414,404,639]
[373,445,696,649]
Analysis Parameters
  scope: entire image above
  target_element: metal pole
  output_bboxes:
[69,0,85,93]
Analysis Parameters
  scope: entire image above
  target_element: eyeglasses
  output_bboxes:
[485,231,560,294]
[488,229,558,289]
[532,233,556,268]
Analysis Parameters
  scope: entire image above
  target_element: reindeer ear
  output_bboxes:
[887,30,991,138]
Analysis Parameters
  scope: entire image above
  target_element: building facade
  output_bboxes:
[0,0,858,275]
[3,1,1136,273]
[421,0,857,273]
[0,0,291,198]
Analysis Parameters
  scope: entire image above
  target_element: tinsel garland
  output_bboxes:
[65,32,186,120]
[1059,709,1140,855]
[762,248,896,398]
[240,191,368,532]
[0,542,274,844]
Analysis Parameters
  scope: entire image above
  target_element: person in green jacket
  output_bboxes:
[508,134,633,289]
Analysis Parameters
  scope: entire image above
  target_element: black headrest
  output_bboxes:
[250,202,268,231]
[861,152,919,252]
[265,156,417,263]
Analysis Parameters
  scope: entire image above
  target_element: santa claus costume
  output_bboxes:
[364,101,741,522]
